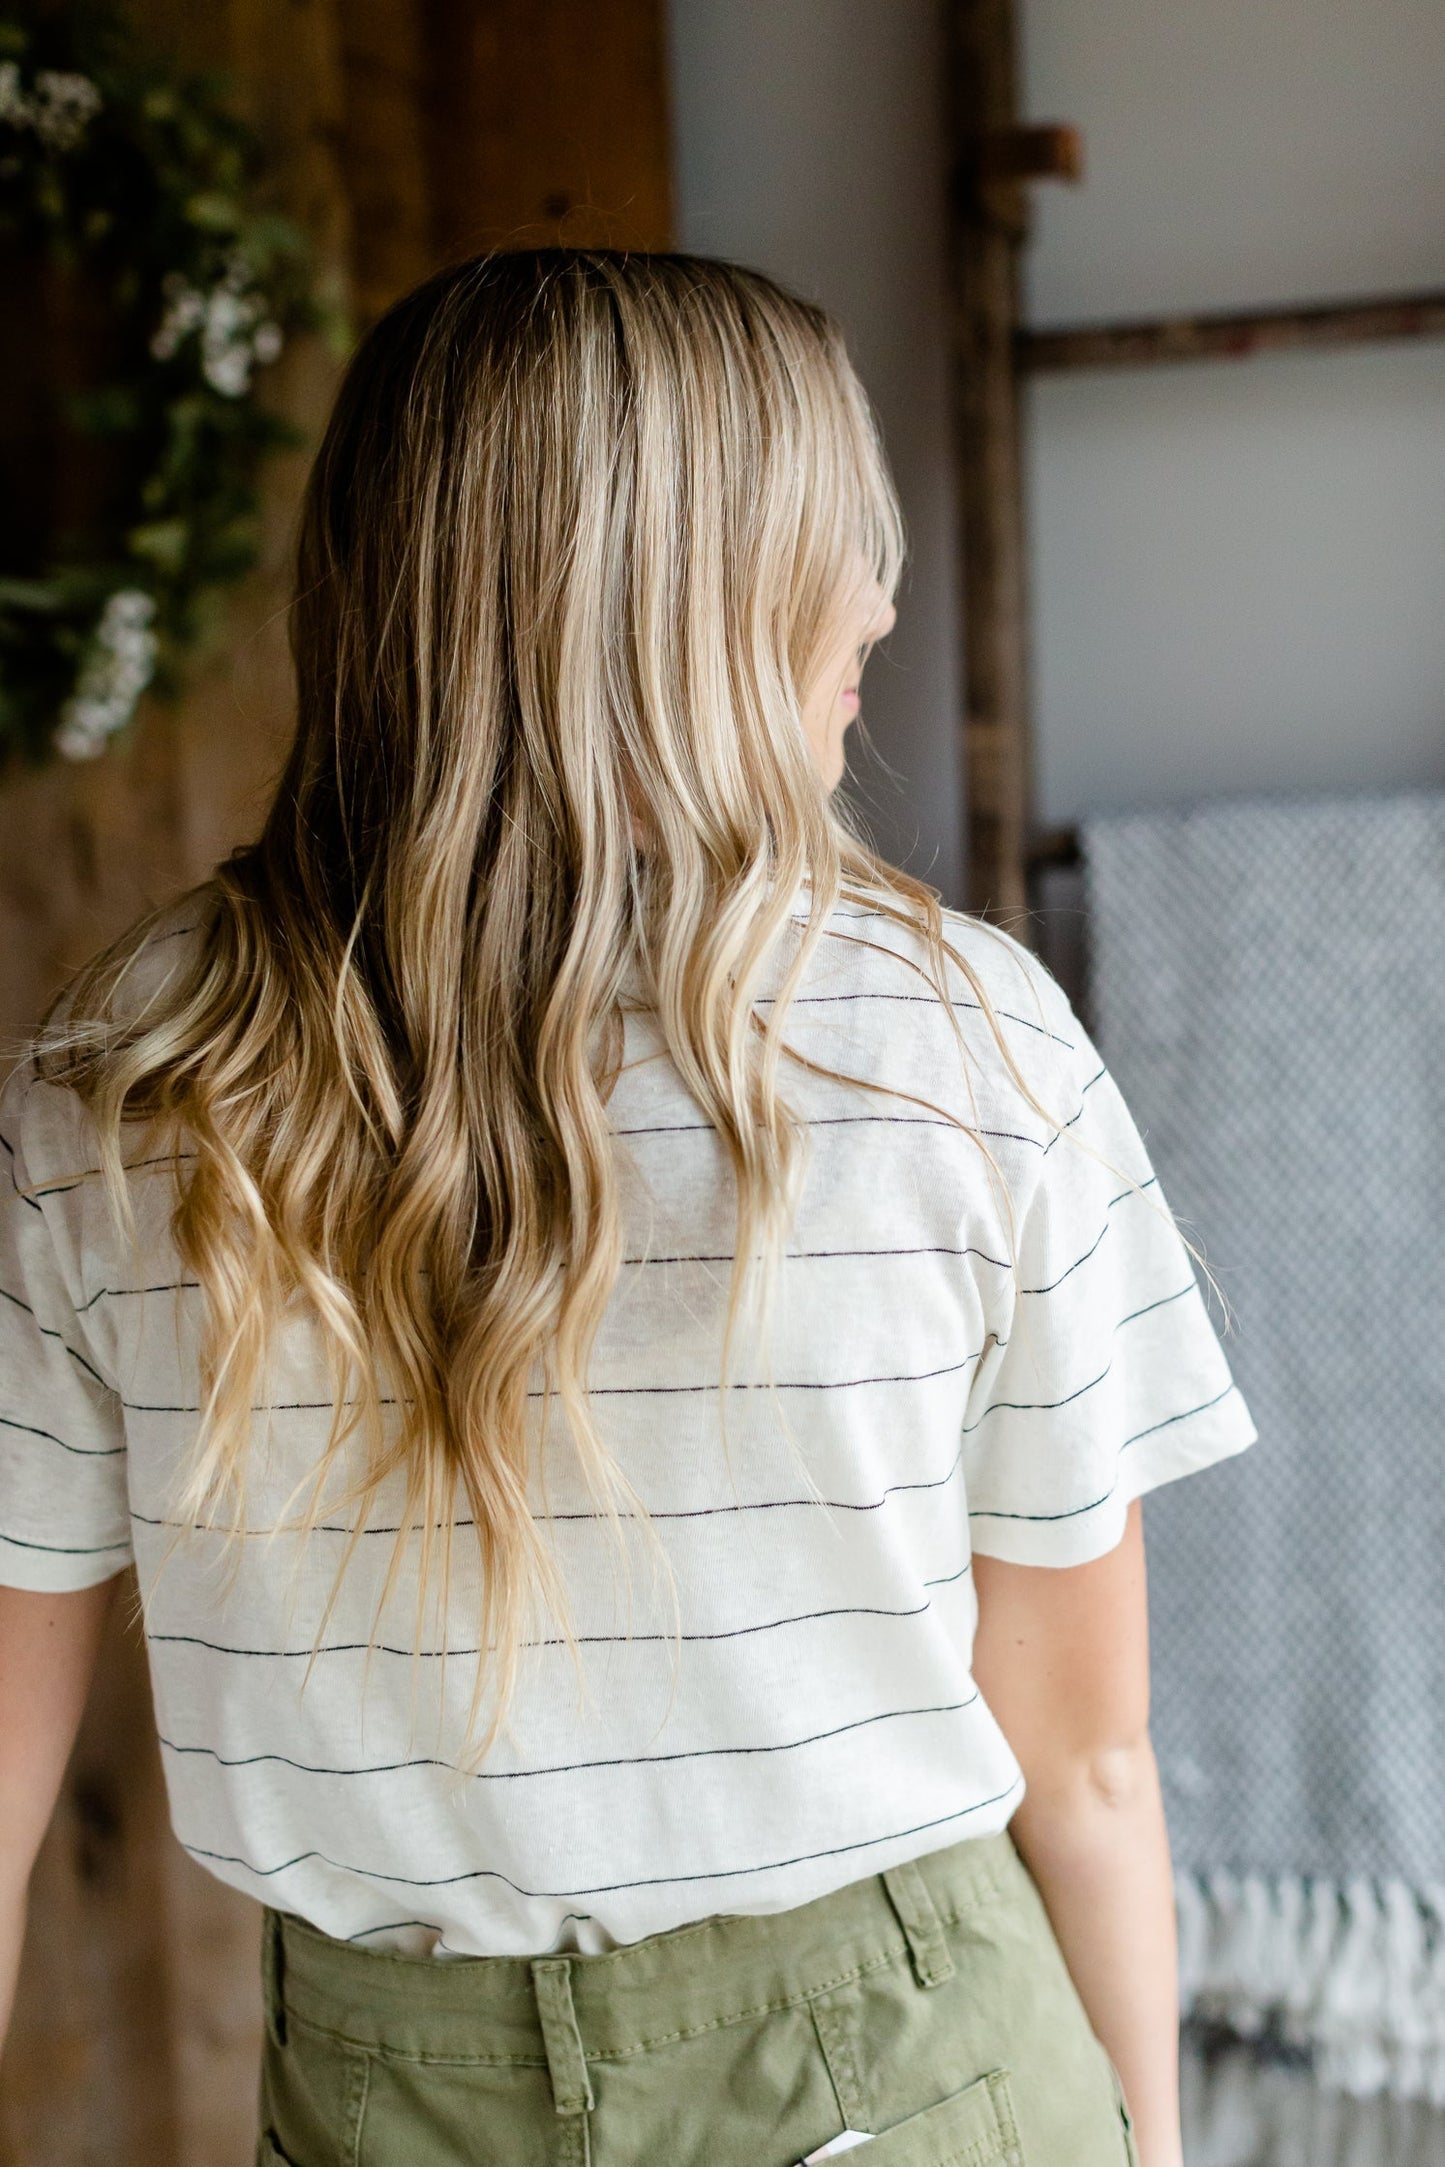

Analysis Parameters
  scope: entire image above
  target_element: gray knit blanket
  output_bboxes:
[1082,790,1445,2104]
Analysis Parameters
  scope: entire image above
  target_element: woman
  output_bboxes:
[0,252,1253,2167]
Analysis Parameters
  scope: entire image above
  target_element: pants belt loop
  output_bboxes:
[262,1908,289,2047]
[880,1859,955,1990]
[531,1957,595,2166]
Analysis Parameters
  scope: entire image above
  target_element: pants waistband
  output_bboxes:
[263,1828,1027,2077]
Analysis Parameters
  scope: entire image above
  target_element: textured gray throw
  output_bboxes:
[1082,789,1445,2102]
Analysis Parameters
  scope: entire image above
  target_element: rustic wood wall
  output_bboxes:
[0,5,671,2161]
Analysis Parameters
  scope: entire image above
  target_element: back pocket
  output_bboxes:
[806,2069,1022,2165]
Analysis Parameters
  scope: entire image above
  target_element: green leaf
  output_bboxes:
[0,2,325,771]
[183,189,241,232]
[65,385,144,436]
[0,579,65,614]
[126,519,190,572]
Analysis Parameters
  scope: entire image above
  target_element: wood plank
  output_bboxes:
[334,0,437,324]
[421,0,673,261]
[1,5,677,2161]
[1019,287,1445,374]
[0,0,354,2160]
[947,0,1034,931]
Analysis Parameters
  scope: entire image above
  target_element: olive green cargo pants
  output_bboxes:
[258,1828,1139,2166]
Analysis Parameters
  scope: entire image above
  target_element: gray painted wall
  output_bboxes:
[669,0,1445,885]
[1022,0,1445,826]
[668,0,965,900]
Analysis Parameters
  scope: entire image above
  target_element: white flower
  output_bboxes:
[0,65,102,149]
[31,70,102,149]
[150,273,207,360]
[148,256,286,394]
[54,589,159,760]
[0,62,25,126]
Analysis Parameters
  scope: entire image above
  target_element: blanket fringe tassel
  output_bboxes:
[1176,1870,1445,2104]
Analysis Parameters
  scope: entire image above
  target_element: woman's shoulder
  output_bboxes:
[796,889,1087,1082]
[4,886,214,1184]
[101,886,216,1016]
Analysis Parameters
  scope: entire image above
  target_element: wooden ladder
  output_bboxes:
[948,0,1445,936]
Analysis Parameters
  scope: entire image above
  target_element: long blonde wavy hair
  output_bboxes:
[35,250,1069,1753]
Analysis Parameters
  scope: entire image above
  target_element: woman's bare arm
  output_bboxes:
[0,1577,120,2043]
[971,1501,1181,2167]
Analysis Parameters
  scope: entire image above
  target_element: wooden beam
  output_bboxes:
[421,0,673,263]
[948,0,1034,930]
[1025,821,1081,871]
[1020,287,1445,374]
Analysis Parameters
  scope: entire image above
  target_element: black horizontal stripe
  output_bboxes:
[969,1382,1243,1525]
[961,1284,1196,1433]
[74,1278,200,1311]
[128,1435,985,1536]
[0,1128,43,1215]
[0,1526,129,1554]
[626,1240,1014,1272]
[157,1691,980,1783]
[78,1247,1009,1297]
[179,1777,1025,1900]
[1122,1380,1240,1449]
[616,1112,1049,1151]
[145,1564,973,1661]
[73,1185,1147,1307]
[2,1411,124,1459]
[0,1283,112,1390]
[1117,1283,1195,1329]
[1018,1217,1111,1296]
[121,1394,377,1414]
[29,1149,195,1201]
[799,910,1078,1049]
[117,1336,989,1413]
[122,1273,1190,1536]
[346,1918,444,1943]
[76,1251,1001,1303]
[74,1177,1152,1314]
[756,987,1077,1050]
[128,1436,990,1538]
[580,1346,985,1398]
[1040,1065,1108,1156]
[558,1460,980,1527]
[963,1353,1111,1431]
[542,1915,597,1948]
[135,1369,1230,1577]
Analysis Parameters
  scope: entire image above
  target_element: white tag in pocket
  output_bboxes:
[798,2136,875,2161]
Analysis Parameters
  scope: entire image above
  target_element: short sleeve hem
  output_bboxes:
[0,1531,132,1594]
[966,1385,1257,1569]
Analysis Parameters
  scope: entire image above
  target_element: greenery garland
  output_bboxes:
[0,8,335,767]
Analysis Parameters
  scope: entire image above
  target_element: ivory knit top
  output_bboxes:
[0,890,1255,1956]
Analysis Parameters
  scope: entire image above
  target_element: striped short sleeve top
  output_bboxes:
[0,889,1255,1956]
